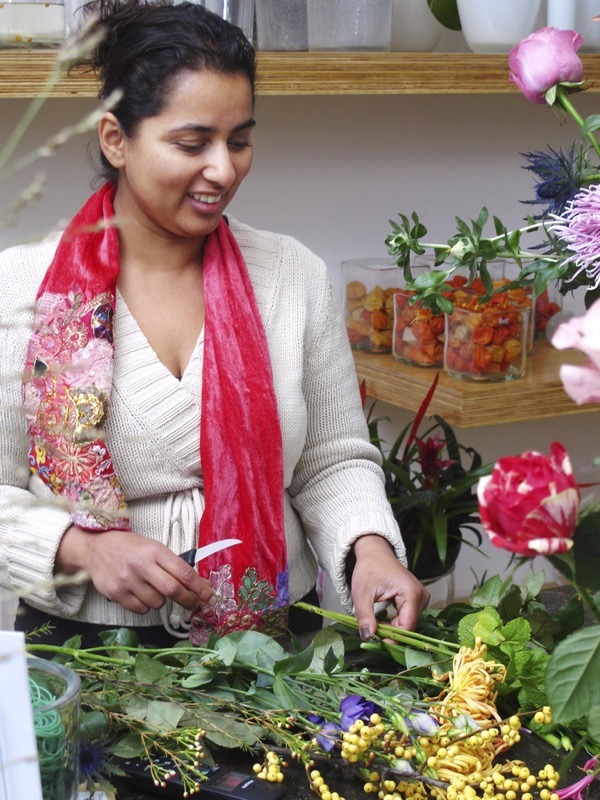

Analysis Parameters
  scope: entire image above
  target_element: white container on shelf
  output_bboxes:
[547,0,576,29]
[255,0,307,50]
[0,0,65,48]
[456,0,542,53]
[575,0,600,52]
[204,0,255,42]
[307,0,393,51]
[391,0,444,52]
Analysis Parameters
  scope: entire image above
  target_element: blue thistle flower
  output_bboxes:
[521,143,599,217]
[79,740,109,783]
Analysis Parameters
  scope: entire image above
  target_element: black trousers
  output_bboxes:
[15,586,322,650]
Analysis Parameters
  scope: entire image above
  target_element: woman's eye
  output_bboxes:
[176,142,206,153]
[228,140,252,151]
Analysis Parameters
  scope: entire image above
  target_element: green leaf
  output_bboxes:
[272,674,310,709]
[80,710,109,742]
[470,576,505,608]
[457,608,504,647]
[427,0,461,30]
[573,510,600,591]
[181,666,217,688]
[134,652,170,684]
[545,627,600,723]
[145,700,185,731]
[520,570,546,602]
[501,617,531,647]
[200,710,260,748]
[99,627,139,649]
[221,630,288,671]
[109,732,145,759]
[515,647,550,710]
[214,636,237,666]
[310,627,345,674]
[587,704,600,740]
[404,647,435,670]
[497,585,524,621]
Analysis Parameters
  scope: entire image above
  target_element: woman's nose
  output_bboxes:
[203,142,236,186]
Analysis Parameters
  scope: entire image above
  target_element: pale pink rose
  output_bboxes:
[509,27,584,104]
[551,298,600,404]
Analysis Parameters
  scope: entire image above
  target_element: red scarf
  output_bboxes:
[23,183,289,640]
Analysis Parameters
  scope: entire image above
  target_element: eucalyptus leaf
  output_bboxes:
[545,626,600,723]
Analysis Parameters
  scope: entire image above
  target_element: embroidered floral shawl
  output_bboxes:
[22,183,289,641]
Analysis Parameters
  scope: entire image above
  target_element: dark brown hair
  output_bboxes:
[76,0,256,182]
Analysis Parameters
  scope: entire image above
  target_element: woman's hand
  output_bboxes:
[350,534,430,638]
[55,526,216,615]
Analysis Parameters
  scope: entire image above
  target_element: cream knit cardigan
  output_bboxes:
[0,217,405,629]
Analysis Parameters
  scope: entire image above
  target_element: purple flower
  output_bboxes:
[339,694,379,731]
[549,184,600,291]
[315,722,342,752]
[556,758,598,800]
[405,711,440,737]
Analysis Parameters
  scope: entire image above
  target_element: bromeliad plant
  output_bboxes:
[385,26,600,316]
[364,374,491,580]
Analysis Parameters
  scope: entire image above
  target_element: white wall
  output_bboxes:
[2,76,598,604]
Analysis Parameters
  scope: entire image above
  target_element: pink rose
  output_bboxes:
[509,27,584,104]
[551,298,600,405]
[477,442,580,557]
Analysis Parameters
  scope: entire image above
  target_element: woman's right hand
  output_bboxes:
[55,526,216,615]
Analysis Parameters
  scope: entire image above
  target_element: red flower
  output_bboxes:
[477,442,580,557]
[415,433,456,489]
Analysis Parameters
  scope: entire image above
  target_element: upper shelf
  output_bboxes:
[354,339,600,428]
[2,50,600,97]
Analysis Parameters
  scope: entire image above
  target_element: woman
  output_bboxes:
[0,0,428,646]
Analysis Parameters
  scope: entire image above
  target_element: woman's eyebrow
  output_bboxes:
[171,118,256,134]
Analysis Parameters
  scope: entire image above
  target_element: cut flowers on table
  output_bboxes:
[385,26,600,316]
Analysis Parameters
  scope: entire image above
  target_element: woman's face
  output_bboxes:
[105,69,254,242]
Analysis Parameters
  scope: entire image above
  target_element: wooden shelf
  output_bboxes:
[354,339,600,428]
[2,50,600,98]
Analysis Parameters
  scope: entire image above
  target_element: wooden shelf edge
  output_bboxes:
[354,339,600,428]
[2,51,600,98]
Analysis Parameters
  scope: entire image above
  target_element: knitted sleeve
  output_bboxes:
[287,262,406,611]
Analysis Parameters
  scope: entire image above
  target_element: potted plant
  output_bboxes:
[364,374,492,581]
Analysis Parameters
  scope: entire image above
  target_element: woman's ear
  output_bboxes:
[98,112,126,169]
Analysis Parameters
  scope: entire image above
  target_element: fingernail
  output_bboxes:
[360,625,372,641]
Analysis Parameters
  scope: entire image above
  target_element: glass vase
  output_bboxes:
[0,0,65,48]
[444,300,528,382]
[27,657,81,800]
[342,258,401,354]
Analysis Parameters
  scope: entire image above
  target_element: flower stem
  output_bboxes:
[556,86,600,161]
[293,603,459,655]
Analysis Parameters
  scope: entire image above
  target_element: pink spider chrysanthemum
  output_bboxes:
[549,184,600,290]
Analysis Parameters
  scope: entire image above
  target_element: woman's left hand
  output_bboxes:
[350,534,430,637]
